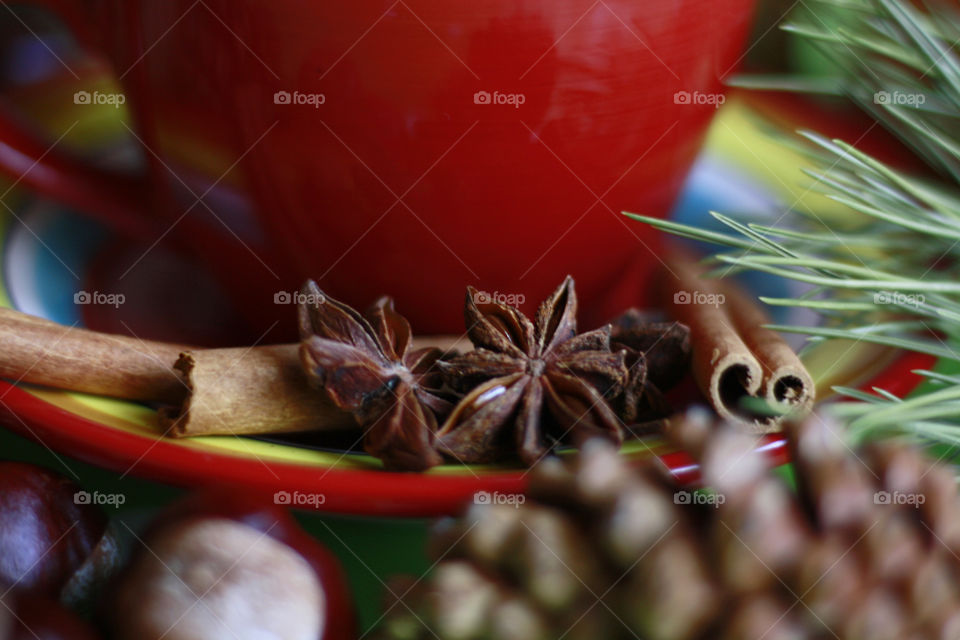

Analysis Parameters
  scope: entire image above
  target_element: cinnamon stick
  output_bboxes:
[0,308,185,404]
[658,249,814,428]
[720,281,814,410]
[0,308,354,436]
[158,346,355,437]
[0,307,467,438]
[661,252,763,425]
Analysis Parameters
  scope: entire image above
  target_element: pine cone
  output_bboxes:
[376,409,960,640]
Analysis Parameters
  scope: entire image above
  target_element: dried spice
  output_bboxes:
[298,281,452,470]
[435,277,629,465]
[297,276,693,470]
[609,308,691,390]
[609,308,691,426]
[656,249,813,427]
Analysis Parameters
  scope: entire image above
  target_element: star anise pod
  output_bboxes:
[609,309,691,425]
[435,277,629,465]
[610,309,691,390]
[297,281,452,470]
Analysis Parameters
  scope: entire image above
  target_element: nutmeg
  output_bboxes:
[111,518,324,640]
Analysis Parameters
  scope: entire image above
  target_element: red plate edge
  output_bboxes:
[0,382,526,517]
[0,349,936,517]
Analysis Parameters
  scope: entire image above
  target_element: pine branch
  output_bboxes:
[625,0,960,448]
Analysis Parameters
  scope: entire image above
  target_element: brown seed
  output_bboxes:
[609,308,691,390]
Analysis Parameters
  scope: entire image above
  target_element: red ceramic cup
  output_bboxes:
[0,1,755,335]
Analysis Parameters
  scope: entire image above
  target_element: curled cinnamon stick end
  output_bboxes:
[661,251,764,426]
[720,282,815,411]
[659,249,814,429]
[159,345,357,437]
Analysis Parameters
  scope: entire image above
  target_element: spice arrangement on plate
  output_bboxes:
[0,258,814,470]
[298,275,695,469]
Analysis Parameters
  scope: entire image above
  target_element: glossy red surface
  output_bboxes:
[0,0,755,338]
[0,349,934,517]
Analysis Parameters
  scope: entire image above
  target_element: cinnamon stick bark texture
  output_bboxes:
[0,308,186,404]
[659,249,814,429]
[0,307,464,438]
[159,345,358,437]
